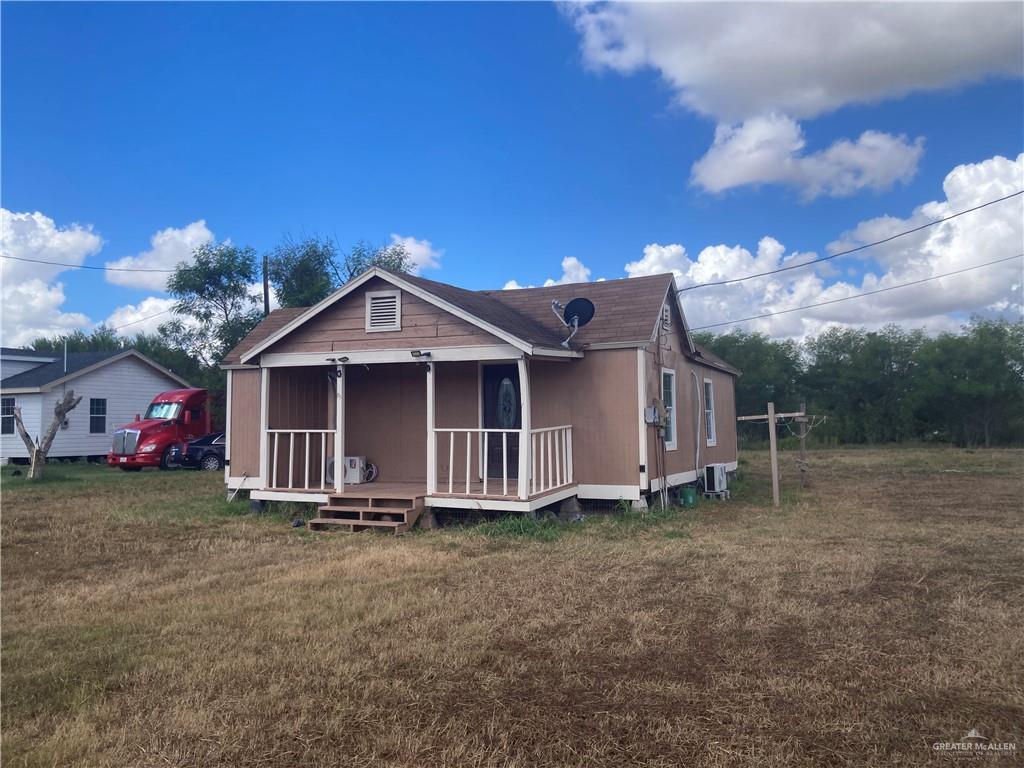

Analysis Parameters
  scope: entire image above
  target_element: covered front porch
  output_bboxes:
[252,349,576,511]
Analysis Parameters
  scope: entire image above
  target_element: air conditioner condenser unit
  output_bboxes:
[325,456,367,485]
[704,463,728,493]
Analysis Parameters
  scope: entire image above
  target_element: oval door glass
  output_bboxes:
[497,378,517,428]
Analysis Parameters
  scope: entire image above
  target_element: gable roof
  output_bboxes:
[0,349,191,392]
[227,267,697,366]
[222,307,306,366]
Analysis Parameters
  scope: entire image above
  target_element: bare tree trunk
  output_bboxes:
[11,390,82,480]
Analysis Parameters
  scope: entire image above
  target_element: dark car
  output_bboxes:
[170,432,225,471]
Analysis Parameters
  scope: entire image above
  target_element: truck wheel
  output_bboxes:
[159,446,179,470]
[200,454,222,472]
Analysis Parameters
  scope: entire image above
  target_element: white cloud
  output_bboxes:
[628,154,1024,339]
[0,209,102,285]
[691,115,924,199]
[566,3,1021,196]
[568,3,1022,123]
[504,256,594,290]
[389,233,442,274]
[103,296,178,337]
[1,279,92,347]
[104,220,214,291]
[0,209,103,346]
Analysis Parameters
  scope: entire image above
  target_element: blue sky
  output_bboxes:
[2,2,1022,345]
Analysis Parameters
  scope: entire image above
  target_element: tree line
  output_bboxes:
[695,319,1024,447]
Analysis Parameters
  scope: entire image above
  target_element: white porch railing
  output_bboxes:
[530,425,573,495]
[432,425,573,499]
[268,429,336,490]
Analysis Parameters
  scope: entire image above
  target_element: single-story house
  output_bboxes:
[1,348,191,461]
[221,267,738,527]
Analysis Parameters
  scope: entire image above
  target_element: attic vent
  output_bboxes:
[365,289,401,332]
[662,303,671,327]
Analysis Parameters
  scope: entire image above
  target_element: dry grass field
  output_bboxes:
[2,448,1022,767]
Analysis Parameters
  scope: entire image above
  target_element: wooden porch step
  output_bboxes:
[307,517,410,535]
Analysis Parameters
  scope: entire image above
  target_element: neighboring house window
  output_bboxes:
[89,398,107,434]
[365,289,401,332]
[704,378,717,447]
[660,368,677,450]
[1,397,14,435]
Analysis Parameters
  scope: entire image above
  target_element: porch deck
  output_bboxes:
[257,479,579,513]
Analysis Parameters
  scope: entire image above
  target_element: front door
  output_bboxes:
[482,364,520,480]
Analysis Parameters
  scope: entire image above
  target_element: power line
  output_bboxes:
[106,308,174,332]
[689,253,1023,331]
[0,254,178,272]
[680,190,1023,292]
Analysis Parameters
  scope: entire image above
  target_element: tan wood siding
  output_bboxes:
[229,369,261,478]
[645,300,737,485]
[266,277,501,355]
[531,350,639,486]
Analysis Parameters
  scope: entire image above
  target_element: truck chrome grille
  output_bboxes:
[111,429,139,455]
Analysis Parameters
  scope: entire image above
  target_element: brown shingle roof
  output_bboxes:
[689,342,741,376]
[222,307,306,365]
[223,271,728,368]
[478,273,675,348]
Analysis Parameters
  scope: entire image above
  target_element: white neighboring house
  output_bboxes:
[0,348,191,462]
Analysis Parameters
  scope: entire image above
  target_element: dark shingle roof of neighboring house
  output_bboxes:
[0,347,59,359]
[224,269,737,376]
[1,350,125,389]
[1,349,191,391]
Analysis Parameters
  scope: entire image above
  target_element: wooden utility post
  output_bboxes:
[262,254,271,316]
[766,402,780,506]
[738,402,810,508]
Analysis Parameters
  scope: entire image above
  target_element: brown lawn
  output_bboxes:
[1,448,1022,767]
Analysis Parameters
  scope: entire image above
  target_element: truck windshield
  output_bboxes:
[145,402,181,420]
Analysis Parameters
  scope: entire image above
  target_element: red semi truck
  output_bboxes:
[107,388,211,471]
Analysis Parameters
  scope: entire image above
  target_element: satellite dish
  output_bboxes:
[551,297,597,348]
[563,298,595,328]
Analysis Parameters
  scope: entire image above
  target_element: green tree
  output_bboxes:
[341,240,412,281]
[160,243,263,367]
[912,318,1024,446]
[267,235,339,308]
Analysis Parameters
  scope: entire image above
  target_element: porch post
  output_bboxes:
[334,364,345,494]
[517,357,531,500]
[259,366,269,487]
[426,361,436,494]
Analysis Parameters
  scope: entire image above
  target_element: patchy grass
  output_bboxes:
[2,449,1023,767]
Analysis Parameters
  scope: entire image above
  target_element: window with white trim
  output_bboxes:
[1,397,14,435]
[660,368,677,450]
[365,289,401,332]
[703,378,717,447]
[89,398,107,434]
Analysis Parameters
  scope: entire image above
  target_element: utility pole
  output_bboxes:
[262,254,270,317]
[738,403,822,508]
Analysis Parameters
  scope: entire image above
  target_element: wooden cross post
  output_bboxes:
[737,402,809,508]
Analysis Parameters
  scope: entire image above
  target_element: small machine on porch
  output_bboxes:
[325,456,379,485]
